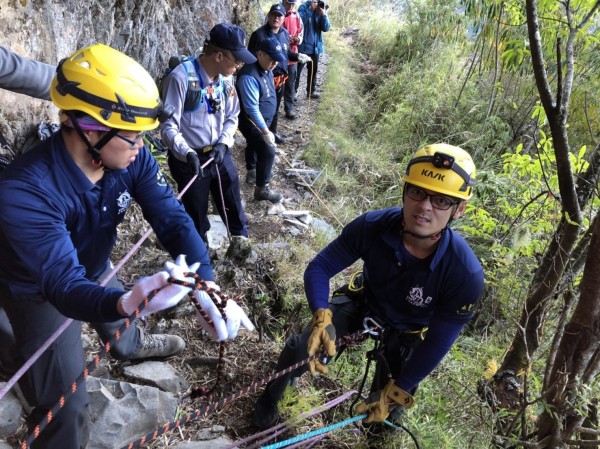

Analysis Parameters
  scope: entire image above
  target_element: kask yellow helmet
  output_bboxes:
[51,44,168,131]
[403,144,476,200]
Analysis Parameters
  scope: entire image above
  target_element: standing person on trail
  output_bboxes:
[161,23,256,245]
[252,144,484,433]
[295,0,330,99]
[236,38,287,204]
[248,4,311,144]
[0,45,56,379]
[281,0,305,120]
[0,43,219,449]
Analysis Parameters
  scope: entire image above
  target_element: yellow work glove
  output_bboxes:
[306,308,336,375]
[355,379,414,423]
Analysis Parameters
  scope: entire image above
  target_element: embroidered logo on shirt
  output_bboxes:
[406,286,433,308]
[156,170,167,187]
[117,190,132,215]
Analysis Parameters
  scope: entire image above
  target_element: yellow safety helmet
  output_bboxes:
[51,44,170,131]
[403,144,476,200]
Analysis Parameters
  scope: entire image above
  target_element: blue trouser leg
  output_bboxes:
[284,64,298,113]
[5,293,87,449]
[262,297,367,404]
[269,86,284,135]
[168,152,212,242]
[168,150,249,239]
[239,116,276,188]
[308,53,320,95]
[90,267,140,360]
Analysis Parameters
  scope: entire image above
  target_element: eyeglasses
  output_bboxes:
[221,52,244,69]
[405,185,460,210]
[114,132,145,150]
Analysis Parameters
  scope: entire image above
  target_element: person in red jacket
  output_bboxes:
[281,0,304,119]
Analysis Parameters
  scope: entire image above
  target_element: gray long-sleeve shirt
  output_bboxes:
[160,57,240,161]
[0,46,55,100]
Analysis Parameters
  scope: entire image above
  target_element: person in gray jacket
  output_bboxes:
[0,45,55,100]
[0,46,56,377]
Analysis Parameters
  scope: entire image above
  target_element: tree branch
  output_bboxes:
[525,0,555,114]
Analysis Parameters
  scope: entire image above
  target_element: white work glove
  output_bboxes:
[194,290,228,341]
[193,290,255,341]
[120,270,192,317]
[262,131,276,147]
[297,53,312,64]
[164,254,200,286]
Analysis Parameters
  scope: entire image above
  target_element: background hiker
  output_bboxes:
[0,44,218,449]
[296,0,331,99]
[252,144,484,431]
[248,4,310,144]
[236,37,287,204]
[161,23,256,245]
[281,0,305,120]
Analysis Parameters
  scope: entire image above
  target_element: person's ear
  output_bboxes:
[452,201,467,220]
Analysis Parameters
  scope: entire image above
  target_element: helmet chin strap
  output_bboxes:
[66,112,118,168]
[402,226,445,241]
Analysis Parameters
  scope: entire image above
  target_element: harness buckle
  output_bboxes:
[402,326,429,340]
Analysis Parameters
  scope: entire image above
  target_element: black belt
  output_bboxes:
[194,145,214,154]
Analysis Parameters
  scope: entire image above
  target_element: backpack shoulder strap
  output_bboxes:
[181,57,203,112]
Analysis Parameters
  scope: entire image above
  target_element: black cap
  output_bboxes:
[269,4,286,15]
[259,37,287,63]
[209,23,257,64]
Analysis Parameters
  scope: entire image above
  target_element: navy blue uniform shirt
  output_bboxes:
[304,206,484,390]
[0,132,213,323]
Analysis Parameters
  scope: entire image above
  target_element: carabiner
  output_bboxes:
[362,316,383,336]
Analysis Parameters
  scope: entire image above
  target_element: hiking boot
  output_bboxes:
[252,392,280,429]
[246,169,256,185]
[274,133,287,144]
[129,328,185,361]
[254,185,282,203]
[309,92,321,99]
[285,110,296,120]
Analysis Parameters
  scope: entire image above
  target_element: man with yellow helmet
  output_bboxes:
[253,144,484,433]
[0,44,218,449]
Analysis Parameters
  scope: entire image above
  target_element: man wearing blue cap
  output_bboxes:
[248,4,312,146]
[236,37,287,203]
[161,23,256,245]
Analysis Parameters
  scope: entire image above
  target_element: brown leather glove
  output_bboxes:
[355,379,414,423]
[306,308,336,375]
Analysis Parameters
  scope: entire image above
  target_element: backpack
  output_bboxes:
[159,55,234,114]
[159,55,203,112]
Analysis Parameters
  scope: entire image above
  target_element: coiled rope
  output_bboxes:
[119,330,370,449]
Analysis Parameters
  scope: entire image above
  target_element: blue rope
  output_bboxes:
[259,414,367,449]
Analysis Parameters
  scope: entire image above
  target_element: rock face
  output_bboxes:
[0,0,259,152]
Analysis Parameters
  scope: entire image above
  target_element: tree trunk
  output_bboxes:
[537,211,600,447]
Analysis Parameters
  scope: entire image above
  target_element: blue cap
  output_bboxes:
[269,3,286,15]
[259,38,287,63]
[209,23,257,64]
